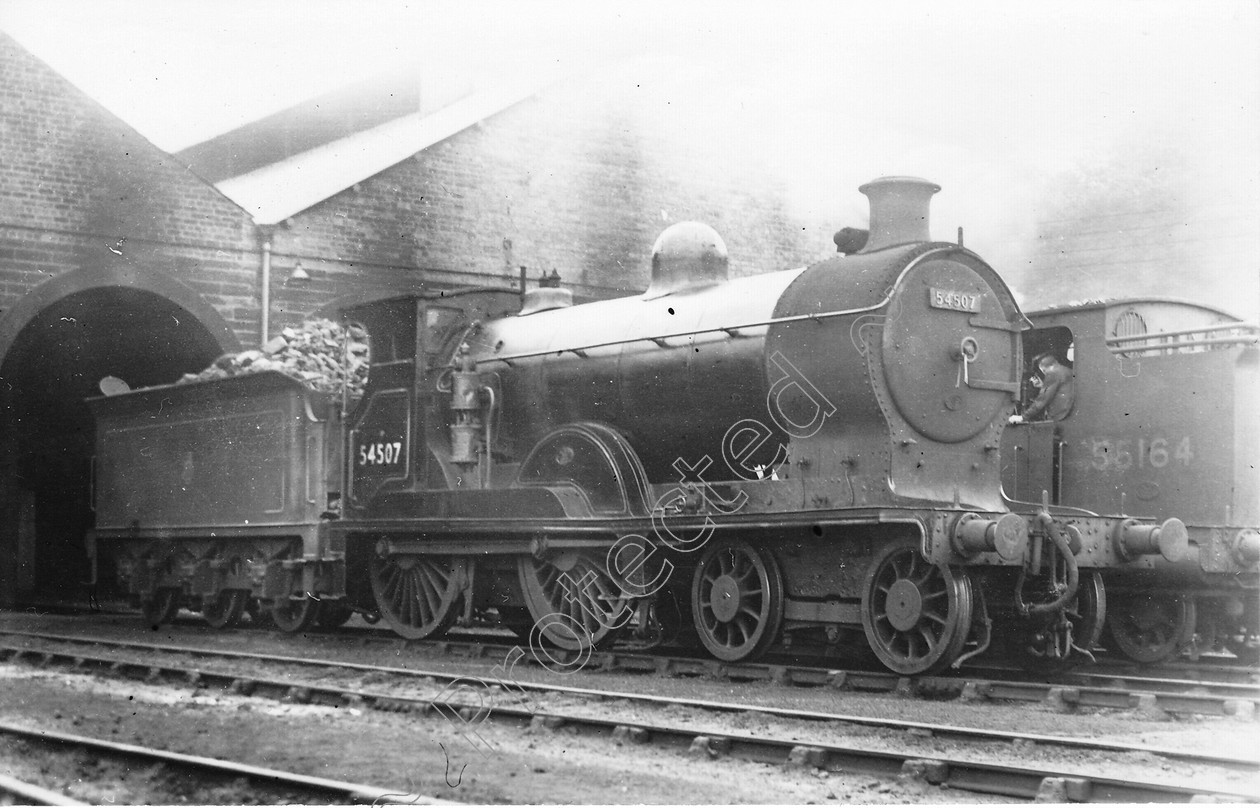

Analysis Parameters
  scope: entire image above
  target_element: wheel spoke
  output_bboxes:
[863,545,967,675]
[518,553,625,652]
[400,573,416,625]
[371,556,463,640]
[691,542,782,662]
[383,566,401,602]
[419,566,444,618]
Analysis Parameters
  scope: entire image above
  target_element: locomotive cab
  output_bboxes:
[340,289,522,508]
[1003,325,1075,504]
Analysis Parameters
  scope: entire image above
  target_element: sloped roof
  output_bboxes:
[175,69,427,184]
[208,75,545,226]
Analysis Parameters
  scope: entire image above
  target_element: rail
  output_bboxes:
[2,631,1257,768]
[0,721,451,805]
[1107,321,1260,356]
[3,644,1255,803]
[0,773,87,806]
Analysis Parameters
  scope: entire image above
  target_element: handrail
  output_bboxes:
[1107,321,1260,345]
[1106,322,1259,356]
[476,246,990,366]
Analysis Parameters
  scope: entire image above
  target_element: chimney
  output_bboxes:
[858,176,940,252]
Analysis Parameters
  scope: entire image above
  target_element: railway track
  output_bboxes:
[18,602,1259,685]
[0,721,449,805]
[0,773,87,806]
[4,624,1258,721]
[2,631,1257,802]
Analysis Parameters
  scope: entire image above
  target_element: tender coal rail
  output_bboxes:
[0,721,449,805]
[3,633,1259,796]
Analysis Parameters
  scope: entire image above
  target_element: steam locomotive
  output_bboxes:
[89,177,1206,675]
[1005,300,1259,662]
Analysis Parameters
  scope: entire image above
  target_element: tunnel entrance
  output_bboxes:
[0,285,228,603]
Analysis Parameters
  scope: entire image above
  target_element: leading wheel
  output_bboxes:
[370,555,467,640]
[1106,592,1196,664]
[141,587,181,627]
[202,589,247,629]
[691,541,784,662]
[270,595,320,633]
[861,541,973,675]
[518,552,630,651]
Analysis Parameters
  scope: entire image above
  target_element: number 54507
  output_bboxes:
[358,441,403,466]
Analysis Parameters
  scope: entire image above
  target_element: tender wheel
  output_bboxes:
[518,552,630,651]
[202,589,247,629]
[370,555,467,640]
[691,541,784,662]
[1106,592,1196,664]
[141,588,181,627]
[861,541,973,675]
[270,595,320,633]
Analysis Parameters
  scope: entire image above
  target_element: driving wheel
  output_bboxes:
[370,554,467,640]
[691,541,784,662]
[861,541,973,674]
[518,552,630,651]
[1106,592,1196,664]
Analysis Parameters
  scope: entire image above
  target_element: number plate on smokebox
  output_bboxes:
[929,287,982,313]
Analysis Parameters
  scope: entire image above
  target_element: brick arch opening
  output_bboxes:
[0,267,239,605]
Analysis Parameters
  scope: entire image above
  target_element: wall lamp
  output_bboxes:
[287,260,312,284]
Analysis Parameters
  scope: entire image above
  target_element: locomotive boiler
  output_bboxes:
[88,176,1192,675]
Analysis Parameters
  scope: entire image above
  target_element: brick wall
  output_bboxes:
[0,32,264,345]
[270,64,829,312]
[2,33,838,345]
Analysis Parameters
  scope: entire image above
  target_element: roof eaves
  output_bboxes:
[217,76,545,226]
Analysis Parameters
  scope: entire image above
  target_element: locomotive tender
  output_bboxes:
[1005,300,1259,662]
[90,177,1195,674]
